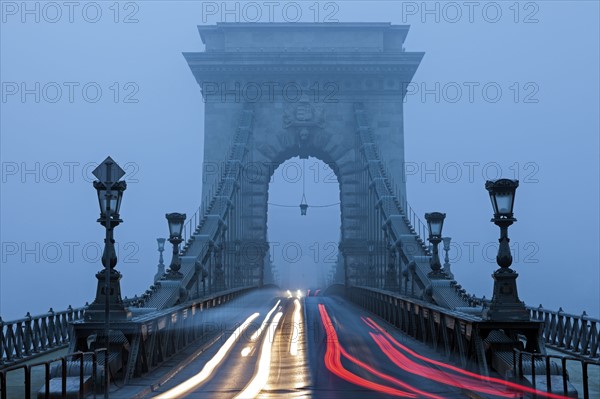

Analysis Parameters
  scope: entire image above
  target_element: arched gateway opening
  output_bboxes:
[267,156,340,291]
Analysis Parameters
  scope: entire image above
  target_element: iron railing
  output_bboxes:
[527,305,600,359]
[121,286,256,383]
[0,349,105,399]
[463,296,599,361]
[513,348,600,399]
[348,286,489,374]
[397,193,431,254]
[0,306,86,368]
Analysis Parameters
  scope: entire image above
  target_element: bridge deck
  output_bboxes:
[107,290,524,399]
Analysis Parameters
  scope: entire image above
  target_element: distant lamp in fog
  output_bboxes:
[425,212,448,279]
[425,212,445,238]
[157,237,166,252]
[442,237,454,279]
[155,238,166,283]
[165,213,186,279]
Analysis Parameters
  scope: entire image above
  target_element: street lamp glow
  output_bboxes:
[424,212,448,279]
[166,212,186,239]
[165,213,186,279]
[425,212,445,238]
[485,179,518,219]
[157,238,166,252]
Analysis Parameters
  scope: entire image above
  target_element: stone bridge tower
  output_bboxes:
[184,23,423,283]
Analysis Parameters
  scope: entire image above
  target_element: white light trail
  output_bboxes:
[250,300,280,342]
[289,298,301,356]
[240,346,252,357]
[234,311,284,399]
[153,312,260,399]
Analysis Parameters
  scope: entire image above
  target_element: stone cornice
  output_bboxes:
[184,51,423,63]
[184,52,424,78]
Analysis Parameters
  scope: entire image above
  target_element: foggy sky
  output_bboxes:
[1,1,598,320]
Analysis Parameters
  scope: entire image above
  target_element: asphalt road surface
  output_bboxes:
[137,289,567,399]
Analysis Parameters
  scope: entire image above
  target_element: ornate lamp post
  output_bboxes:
[86,158,130,322]
[425,212,448,279]
[154,238,166,283]
[165,213,186,279]
[86,157,130,398]
[482,179,529,321]
[442,237,454,279]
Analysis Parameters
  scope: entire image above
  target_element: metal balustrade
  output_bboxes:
[120,286,255,383]
[348,285,488,374]
[527,305,600,359]
[513,348,600,399]
[0,306,86,368]
[467,297,600,361]
[0,349,106,399]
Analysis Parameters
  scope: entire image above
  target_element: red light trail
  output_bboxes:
[363,316,569,399]
[318,304,418,397]
[317,303,569,399]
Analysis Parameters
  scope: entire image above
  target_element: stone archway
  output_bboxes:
[185,23,423,285]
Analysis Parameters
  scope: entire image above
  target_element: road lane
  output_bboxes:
[306,295,570,399]
[146,289,312,399]
[306,295,442,399]
[257,297,311,398]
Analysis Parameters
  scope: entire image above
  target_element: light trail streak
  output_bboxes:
[153,312,260,399]
[250,300,281,342]
[289,298,301,356]
[371,333,520,398]
[241,300,281,357]
[337,345,444,399]
[234,311,284,398]
[318,304,418,398]
[240,347,252,357]
[364,317,569,399]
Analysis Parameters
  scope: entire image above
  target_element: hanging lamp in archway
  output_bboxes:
[299,159,309,216]
[300,194,308,216]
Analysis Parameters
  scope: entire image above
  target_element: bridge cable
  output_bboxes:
[268,202,340,208]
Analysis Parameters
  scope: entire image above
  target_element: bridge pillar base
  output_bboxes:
[84,269,131,322]
[482,269,529,322]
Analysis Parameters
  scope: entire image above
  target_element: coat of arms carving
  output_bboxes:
[283,97,325,158]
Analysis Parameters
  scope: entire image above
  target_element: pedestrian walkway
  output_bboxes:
[1,348,68,399]
[546,348,599,398]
